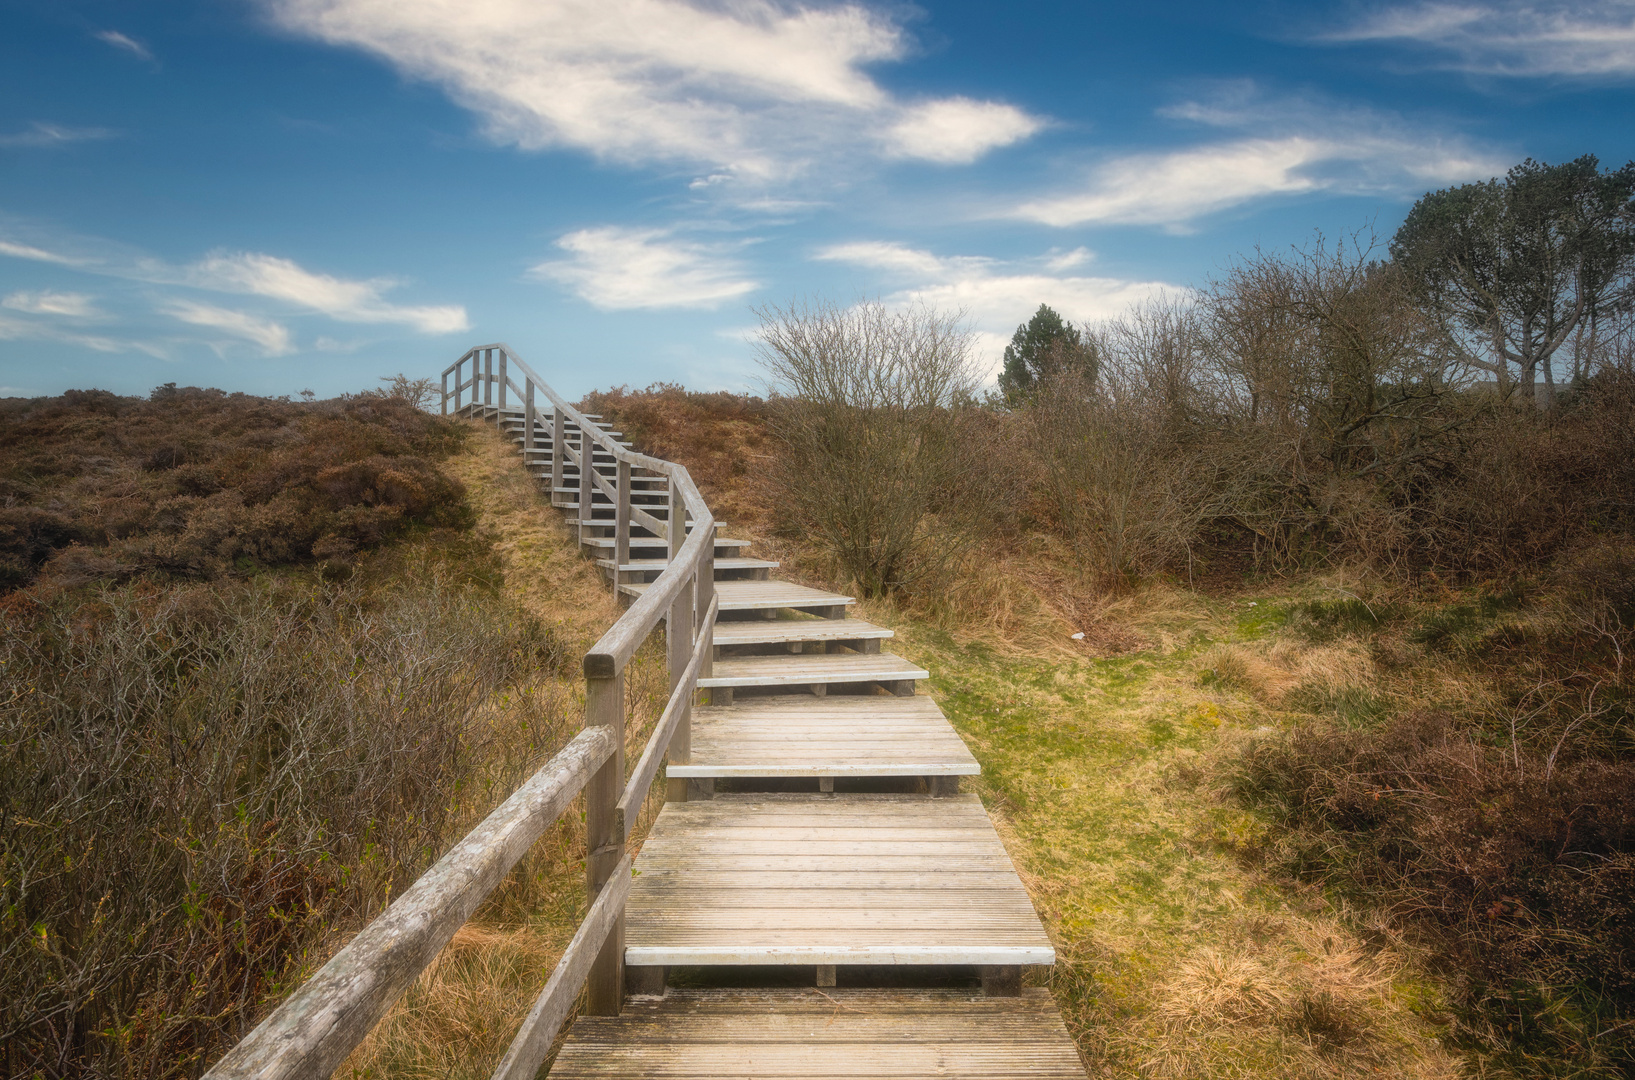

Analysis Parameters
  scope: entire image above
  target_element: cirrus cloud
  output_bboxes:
[262,0,1042,177]
[1326,1,1635,78]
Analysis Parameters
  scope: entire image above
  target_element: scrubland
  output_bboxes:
[0,388,664,1079]
[588,280,1635,1080]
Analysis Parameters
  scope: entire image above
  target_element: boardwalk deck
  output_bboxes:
[624,795,1054,967]
[550,989,1085,1080]
[439,372,1082,1079]
[671,696,980,778]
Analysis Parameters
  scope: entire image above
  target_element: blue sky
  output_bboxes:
[2,0,1632,400]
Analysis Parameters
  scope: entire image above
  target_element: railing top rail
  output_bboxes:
[446,343,714,680]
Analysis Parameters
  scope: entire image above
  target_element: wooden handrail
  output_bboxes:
[204,346,720,1079]
[489,853,632,1080]
[202,727,616,1080]
[616,592,718,841]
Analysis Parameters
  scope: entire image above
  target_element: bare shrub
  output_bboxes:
[1025,297,1218,585]
[753,299,1008,597]
[1229,710,1635,1075]
[0,570,573,1079]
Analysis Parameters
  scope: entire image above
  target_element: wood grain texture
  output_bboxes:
[621,579,854,612]
[624,795,1054,967]
[698,653,928,688]
[551,988,1085,1079]
[672,695,979,778]
[199,727,615,1080]
[711,618,892,646]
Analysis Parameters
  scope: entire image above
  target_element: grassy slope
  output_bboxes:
[346,421,672,1079]
[867,589,1464,1080]
[363,415,1467,1078]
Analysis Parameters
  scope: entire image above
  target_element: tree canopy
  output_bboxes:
[997,304,1098,404]
[1390,155,1635,408]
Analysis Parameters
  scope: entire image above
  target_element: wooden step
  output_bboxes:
[699,653,927,690]
[624,794,1055,967]
[581,536,753,552]
[551,988,1086,1080]
[672,695,980,779]
[711,618,892,647]
[622,579,852,613]
[596,557,778,572]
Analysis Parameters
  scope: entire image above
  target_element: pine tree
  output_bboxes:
[996,304,1096,404]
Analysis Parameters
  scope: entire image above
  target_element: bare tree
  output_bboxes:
[753,299,1000,597]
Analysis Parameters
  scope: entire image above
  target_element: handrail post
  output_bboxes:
[578,427,592,545]
[454,356,464,412]
[583,670,625,1016]
[524,380,536,453]
[614,460,631,597]
[666,478,693,802]
[441,370,448,415]
[699,521,716,682]
[483,348,493,409]
[498,349,508,409]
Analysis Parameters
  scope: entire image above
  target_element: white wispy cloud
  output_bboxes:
[535,226,760,310]
[2,291,102,318]
[97,30,155,62]
[0,123,116,149]
[160,300,295,356]
[262,0,1041,176]
[0,238,91,266]
[0,230,469,337]
[1012,89,1504,227]
[0,313,170,358]
[815,240,1176,381]
[1326,1,1635,77]
[188,252,470,333]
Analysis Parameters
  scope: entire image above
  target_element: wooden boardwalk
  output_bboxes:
[483,398,1086,1075]
[204,351,1082,1080]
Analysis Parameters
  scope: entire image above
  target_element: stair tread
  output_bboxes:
[699,652,927,688]
[620,579,851,610]
[712,618,893,645]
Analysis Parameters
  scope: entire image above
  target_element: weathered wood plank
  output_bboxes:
[552,989,1085,1080]
[624,795,1053,968]
[200,727,615,1080]
[489,854,631,1080]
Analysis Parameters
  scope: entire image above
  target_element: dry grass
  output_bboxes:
[343,420,673,1079]
[871,582,1467,1080]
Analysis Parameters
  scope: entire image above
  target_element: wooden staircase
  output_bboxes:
[459,376,1086,1076]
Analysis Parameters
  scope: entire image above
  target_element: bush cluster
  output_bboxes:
[0,385,472,594]
[0,570,572,1079]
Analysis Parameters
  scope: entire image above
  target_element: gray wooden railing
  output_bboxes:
[203,344,716,1080]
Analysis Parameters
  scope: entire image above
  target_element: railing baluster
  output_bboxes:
[484,348,493,408]
[614,460,631,597]
[441,370,448,415]
[498,349,508,409]
[698,520,716,683]
[583,671,625,1016]
[666,480,693,802]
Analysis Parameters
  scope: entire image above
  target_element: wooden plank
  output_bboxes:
[624,795,1053,968]
[621,580,853,611]
[490,854,631,1080]
[674,695,981,776]
[199,727,615,1080]
[698,653,927,688]
[552,988,1085,1080]
[711,618,892,646]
